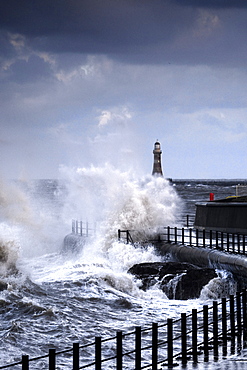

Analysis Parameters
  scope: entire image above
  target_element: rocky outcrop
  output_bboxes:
[128,262,217,300]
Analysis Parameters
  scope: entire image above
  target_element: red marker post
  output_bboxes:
[209,193,214,201]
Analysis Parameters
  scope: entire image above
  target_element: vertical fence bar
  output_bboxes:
[213,301,219,360]
[95,337,101,370]
[222,297,227,357]
[227,233,230,252]
[203,305,209,362]
[196,229,199,247]
[116,331,123,370]
[236,292,242,336]
[242,290,247,347]
[189,228,192,246]
[236,291,242,352]
[152,323,158,370]
[182,228,184,245]
[186,214,189,227]
[167,226,170,242]
[22,355,29,370]
[221,232,224,251]
[167,319,173,367]
[73,343,79,370]
[181,313,187,365]
[238,234,241,254]
[232,234,235,253]
[72,219,75,233]
[79,221,82,236]
[49,349,56,370]
[230,295,235,354]
[174,227,177,244]
[243,236,246,255]
[192,309,198,363]
[135,327,141,370]
[118,229,121,241]
[203,229,206,248]
[86,222,89,237]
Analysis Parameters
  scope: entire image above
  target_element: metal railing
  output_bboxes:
[72,220,96,237]
[118,227,247,256]
[159,226,247,256]
[1,291,247,369]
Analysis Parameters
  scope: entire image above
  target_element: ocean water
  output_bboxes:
[0,168,246,368]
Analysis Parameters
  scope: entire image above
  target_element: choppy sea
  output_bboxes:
[0,166,246,368]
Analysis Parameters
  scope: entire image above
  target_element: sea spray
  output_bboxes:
[60,163,182,245]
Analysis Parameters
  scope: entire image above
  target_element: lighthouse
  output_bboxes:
[152,140,163,176]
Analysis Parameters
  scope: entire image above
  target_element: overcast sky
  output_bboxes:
[1,0,247,180]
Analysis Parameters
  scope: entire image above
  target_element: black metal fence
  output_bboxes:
[72,220,96,237]
[1,291,247,369]
[158,226,247,256]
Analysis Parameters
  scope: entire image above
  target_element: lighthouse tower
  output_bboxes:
[152,140,163,176]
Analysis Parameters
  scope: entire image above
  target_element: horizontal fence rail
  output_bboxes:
[118,227,247,257]
[1,291,247,369]
[159,226,247,256]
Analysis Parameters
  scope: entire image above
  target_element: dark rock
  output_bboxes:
[0,281,8,291]
[128,262,217,300]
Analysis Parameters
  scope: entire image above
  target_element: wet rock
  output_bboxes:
[128,262,217,300]
[0,281,8,291]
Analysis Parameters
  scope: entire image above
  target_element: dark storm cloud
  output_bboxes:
[0,0,247,66]
[175,0,247,8]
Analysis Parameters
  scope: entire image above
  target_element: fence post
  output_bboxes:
[243,236,246,255]
[135,327,142,370]
[49,349,56,370]
[95,337,101,370]
[22,355,29,370]
[203,229,206,248]
[213,301,219,360]
[186,214,189,227]
[73,343,79,370]
[182,228,184,245]
[227,233,230,252]
[80,221,83,236]
[189,228,192,246]
[196,229,198,247]
[118,229,121,241]
[230,295,235,354]
[232,234,235,253]
[210,230,213,248]
[221,232,224,251]
[238,234,241,254]
[152,323,158,370]
[174,227,177,244]
[167,318,173,367]
[222,298,227,357]
[116,331,123,370]
[167,226,170,242]
[192,309,198,363]
[203,305,209,362]
[72,219,75,233]
[242,290,247,347]
[236,291,242,351]
[181,313,187,365]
